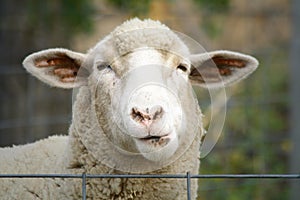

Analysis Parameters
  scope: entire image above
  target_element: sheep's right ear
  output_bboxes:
[23,48,88,89]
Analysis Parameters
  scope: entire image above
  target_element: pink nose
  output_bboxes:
[130,105,164,127]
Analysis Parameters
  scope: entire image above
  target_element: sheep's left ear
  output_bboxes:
[189,50,258,88]
[23,48,88,89]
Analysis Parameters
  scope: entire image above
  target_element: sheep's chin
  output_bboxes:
[134,132,179,162]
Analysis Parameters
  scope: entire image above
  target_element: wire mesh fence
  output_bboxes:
[0,173,299,200]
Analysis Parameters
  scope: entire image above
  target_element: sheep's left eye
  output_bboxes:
[107,65,112,70]
[177,64,188,72]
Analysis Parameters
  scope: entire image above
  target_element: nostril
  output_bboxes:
[130,106,164,126]
[151,105,164,120]
[131,107,151,124]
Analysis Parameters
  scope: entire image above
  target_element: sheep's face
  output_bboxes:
[91,48,198,162]
[22,19,258,170]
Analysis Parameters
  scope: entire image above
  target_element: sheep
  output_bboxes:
[0,18,258,199]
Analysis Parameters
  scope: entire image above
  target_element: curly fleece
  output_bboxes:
[0,18,203,199]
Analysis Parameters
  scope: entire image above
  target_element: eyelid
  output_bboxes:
[96,61,111,71]
[177,63,189,73]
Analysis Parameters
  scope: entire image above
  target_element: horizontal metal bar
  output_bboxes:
[0,174,82,178]
[191,174,300,179]
[0,174,299,179]
[0,174,185,179]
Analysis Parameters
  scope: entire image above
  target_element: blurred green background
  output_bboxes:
[0,0,299,199]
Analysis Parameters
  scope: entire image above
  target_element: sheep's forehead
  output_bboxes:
[111,49,182,75]
[128,49,180,67]
[90,19,190,71]
[112,29,189,56]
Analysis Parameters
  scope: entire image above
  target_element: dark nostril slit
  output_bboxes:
[130,106,164,125]
[152,106,163,120]
[131,107,150,123]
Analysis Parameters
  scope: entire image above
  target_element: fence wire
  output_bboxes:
[0,173,299,200]
[0,1,298,200]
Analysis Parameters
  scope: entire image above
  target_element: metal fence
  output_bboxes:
[0,173,299,200]
[1,1,299,199]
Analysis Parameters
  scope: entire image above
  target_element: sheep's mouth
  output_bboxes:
[140,135,164,141]
[136,134,171,146]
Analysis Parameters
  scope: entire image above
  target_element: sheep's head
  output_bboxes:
[90,47,197,163]
[23,19,258,171]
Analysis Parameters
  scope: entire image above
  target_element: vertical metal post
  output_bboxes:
[82,173,87,200]
[289,0,300,199]
[186,172,191,200]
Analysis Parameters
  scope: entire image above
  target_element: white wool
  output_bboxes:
[0,18,258,199]
[112,18,189,56]
[1,18,202,200]
[113,18,170,35]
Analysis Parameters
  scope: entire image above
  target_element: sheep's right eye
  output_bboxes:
[97,63,112,71]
